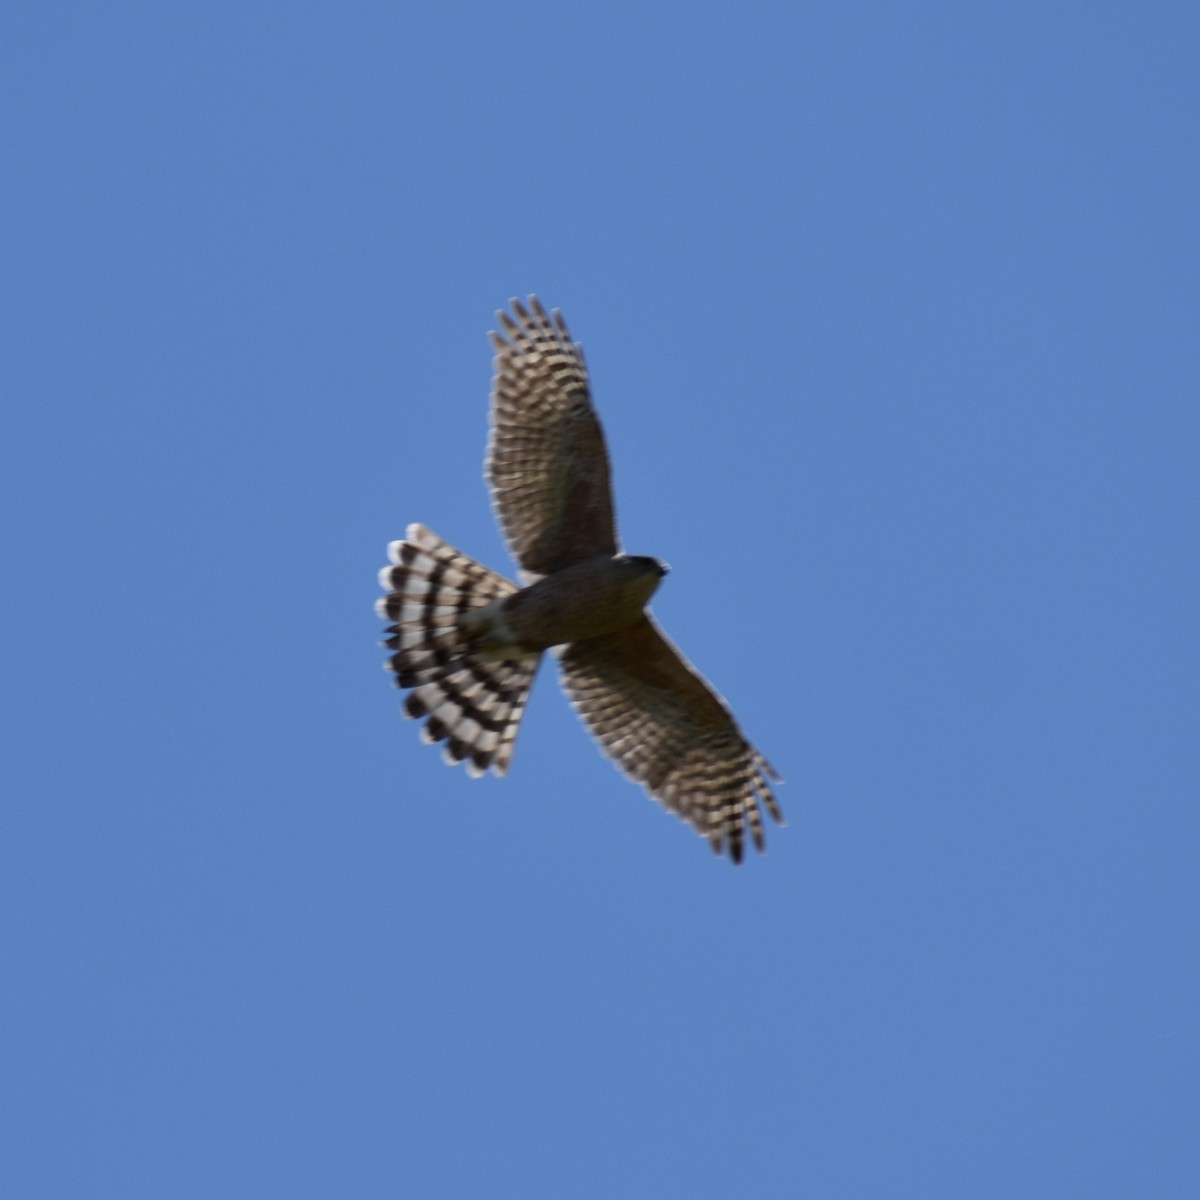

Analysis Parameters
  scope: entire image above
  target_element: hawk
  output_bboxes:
[378,297,783,862]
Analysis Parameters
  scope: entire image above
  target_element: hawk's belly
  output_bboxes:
[498,556,662,651]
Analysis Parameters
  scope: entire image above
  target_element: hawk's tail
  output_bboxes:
[377,524,540,777]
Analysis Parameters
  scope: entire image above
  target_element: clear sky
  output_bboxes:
[3,2,1197,1196]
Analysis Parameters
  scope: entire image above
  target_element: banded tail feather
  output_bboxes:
[377,524,540,777]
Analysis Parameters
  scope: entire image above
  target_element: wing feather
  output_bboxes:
[557,616,783,863]
[486,296,618,579]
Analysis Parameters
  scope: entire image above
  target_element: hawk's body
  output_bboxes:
[379,297,783,862]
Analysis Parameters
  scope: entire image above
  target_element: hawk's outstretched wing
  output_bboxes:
[558,616,783,863]
[486,297,618,580]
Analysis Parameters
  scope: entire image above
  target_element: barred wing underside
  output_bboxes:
[486,297,618,580]
[558,617,783,863]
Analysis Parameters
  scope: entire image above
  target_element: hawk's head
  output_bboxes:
[622,554,669,579]
[613,554,669,607]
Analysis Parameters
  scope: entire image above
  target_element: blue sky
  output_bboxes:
[3,2,1197,1196]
